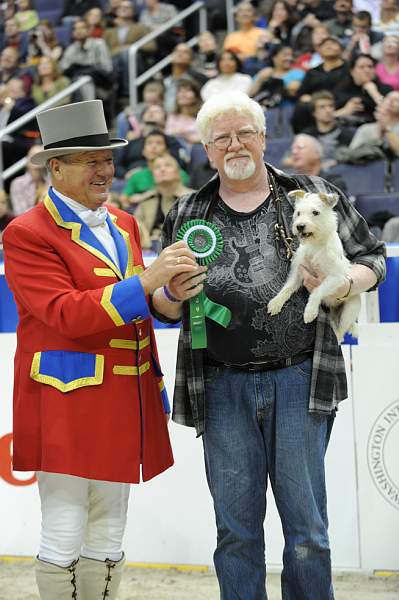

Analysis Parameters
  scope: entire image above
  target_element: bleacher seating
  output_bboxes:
[265,105,294,139]
[328,161,388,197]
[354,193,399,221]
[35,0,64,25]
[391,160,399,191]
[264,137,292,170]
[54,24,72,48]
[189,143,208,173]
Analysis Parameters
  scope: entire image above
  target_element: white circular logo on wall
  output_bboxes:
[367,399,399,511]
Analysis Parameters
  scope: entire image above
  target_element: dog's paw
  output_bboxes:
[268,297,284,316]
[304,303,319,323]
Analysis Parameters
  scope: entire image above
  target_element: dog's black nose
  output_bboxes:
[296,224,305,232]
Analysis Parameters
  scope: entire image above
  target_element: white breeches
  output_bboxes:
[36,472,130,567]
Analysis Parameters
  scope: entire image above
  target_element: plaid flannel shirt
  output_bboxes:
[157,164,386,437]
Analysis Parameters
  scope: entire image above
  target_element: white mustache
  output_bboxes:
[225,151,252,160]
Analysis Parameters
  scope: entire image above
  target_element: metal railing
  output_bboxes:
[226,0,235,35]
[129,1,207,108]
[0,76,91,186]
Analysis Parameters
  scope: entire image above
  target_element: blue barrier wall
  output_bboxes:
[1,247,398,333]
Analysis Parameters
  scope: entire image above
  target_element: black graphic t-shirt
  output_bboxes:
[205,194,316,364]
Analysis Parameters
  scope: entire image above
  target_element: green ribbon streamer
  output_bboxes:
[190,291,232,350]
[176,220,232,349]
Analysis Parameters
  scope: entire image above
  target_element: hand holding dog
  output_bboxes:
[299,265,351,303]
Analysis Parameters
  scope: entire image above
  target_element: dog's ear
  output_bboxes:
[319,192,339,208]
[287,189,307,203]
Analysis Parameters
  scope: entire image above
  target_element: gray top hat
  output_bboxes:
[30,100,128,166]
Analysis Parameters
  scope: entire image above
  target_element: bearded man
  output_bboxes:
[152,91,386,599]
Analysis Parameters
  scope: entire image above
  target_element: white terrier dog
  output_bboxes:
[267,189,361,341]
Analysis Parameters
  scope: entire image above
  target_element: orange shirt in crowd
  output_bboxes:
[223,27,265,59]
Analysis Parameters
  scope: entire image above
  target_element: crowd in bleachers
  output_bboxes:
[1,0,399,249]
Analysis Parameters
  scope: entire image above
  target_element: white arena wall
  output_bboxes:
[1,325,398,572]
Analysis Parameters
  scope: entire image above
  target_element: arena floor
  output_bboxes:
[1,558,398,599]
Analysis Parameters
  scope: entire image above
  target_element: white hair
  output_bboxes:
[294,133,324,159]
[196,91,266,144]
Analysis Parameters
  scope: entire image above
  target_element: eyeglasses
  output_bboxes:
[208,129,259,150]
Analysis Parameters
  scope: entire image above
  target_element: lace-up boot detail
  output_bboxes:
[79,553,126,599]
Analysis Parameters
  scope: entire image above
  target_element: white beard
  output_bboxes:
[224,155,256,180]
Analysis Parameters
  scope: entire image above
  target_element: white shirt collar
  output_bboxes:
[52,187,108,228]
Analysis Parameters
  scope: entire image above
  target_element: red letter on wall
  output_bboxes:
[0,433,36,486]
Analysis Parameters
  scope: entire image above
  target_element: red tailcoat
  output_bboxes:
[3,189,173,483]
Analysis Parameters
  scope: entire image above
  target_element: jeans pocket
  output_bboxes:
[292,357,313,379]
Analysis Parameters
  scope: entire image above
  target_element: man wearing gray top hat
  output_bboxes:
[2,100,206,599]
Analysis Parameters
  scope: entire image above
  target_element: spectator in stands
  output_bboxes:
[296,36,348,102]
[139,0,178,28]
[165,79,202,149]
[114,104,189,176]
[120,130,189,208]
[349,90,399,156]
[324,0,353,44]
[302,90,356,161]
[295,0,335,23]
[104,0,156,96]
[241,29,276,77]
[163,43,208,113]
[0,78,37,185]
[0,0,15,24]
[117,80,165,139]
[26,20,64,66]
[103,0,122,27]
[192,31,219,79]
[374,0,399,35]
[291,24,330,71]
[139,0,182,59]
[292,35,349,131]
[3,17,28,61]
[343,10,385,60]
[60,18,113,102]
[0,189,14,240]
[289,133,348,192]
[223,2,265,60]
[14,0,39,33]
[9,145,48,216]
[0,47,31,93]
[334,53,393,124]
[84,7,105,38]
[201,50,252,102]
[381,215,399,241]
[134,154,193,249]
[62,0,103,21]
[107,190,123,209]
[249,44,305,107]
[263,0,298,45]
[104,0,155,57]
[375,35,399,91]
[31,56,71,107]
[289,1,334,53]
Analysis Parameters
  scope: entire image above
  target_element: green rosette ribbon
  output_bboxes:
[176,219,232,349]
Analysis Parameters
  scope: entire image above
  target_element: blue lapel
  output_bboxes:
[106,214,128,277]
[46,187,124,279]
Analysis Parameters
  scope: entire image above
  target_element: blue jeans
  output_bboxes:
[202,359,335,600]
